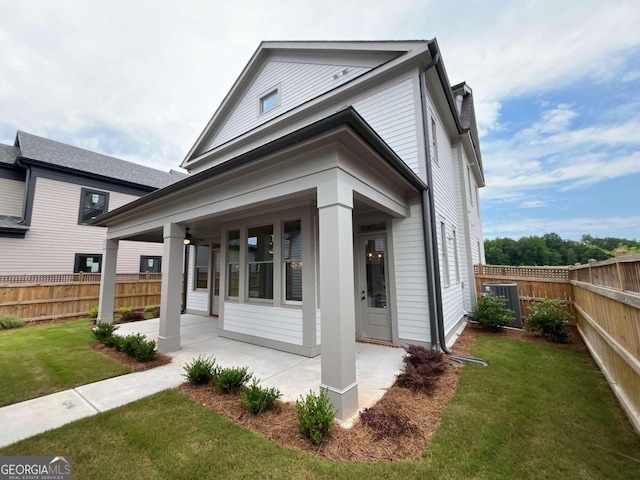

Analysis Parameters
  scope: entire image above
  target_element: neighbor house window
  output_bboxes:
[453,229,460,283]
[227,230,240,298]
[78,188,109,225]
[140,255,161,273]
[247,224,273,300]
[440,222,450,287]
[74,253,102,273]
[283,220,302,302]
[431,117,438,165]
[259,89,279,114]
[194,245,209,289]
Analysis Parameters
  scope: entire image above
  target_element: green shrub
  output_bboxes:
[241,380,281,414]
[213,366,252,394]
[0,315,24,330]
[472,293,514,332]
[117,306,132,316]
[88,306,99,318]
[296,390,336,445]
[183,355,219,384]
[92,321,119,344]
[396,344,447,393]
[112,333,157,361]
[143,305,156,313]
[143,305,160,318]
[526,298,571,343]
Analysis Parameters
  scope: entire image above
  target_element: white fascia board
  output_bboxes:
[183,43,432,170]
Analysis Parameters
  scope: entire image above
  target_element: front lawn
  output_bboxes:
[1,333,638,479]
[0,320,131,406]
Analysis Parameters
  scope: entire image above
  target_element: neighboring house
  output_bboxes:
[0,132,186,275]
[94,39,486,419]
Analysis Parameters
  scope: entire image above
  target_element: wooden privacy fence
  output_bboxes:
[475,254,640,435]
[0,272,162,323]
[568,253,640,435]
[474,264,575,319]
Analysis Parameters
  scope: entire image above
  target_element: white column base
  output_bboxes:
[157,335,181,353]
[320,382,359,421]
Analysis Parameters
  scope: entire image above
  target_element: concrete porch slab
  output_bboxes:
[117,314,405,422]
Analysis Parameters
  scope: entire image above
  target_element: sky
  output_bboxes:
[1,0,639,241]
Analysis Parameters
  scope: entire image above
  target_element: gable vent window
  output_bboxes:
[78,188,109,225]
[259,89,279,114]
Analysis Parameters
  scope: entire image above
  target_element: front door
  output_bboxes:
[359,236,392,341]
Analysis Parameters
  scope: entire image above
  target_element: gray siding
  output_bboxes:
[0,177,163,274]
[224,302,303,345]
[353,77,419,174]
[427,94,465,336]
[208,60,371,150]
[392,198,431,343]
[0,178,24,217]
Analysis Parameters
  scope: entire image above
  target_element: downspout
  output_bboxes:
[17,164,31,225]
[419,49,487,365]
[181,244,190,314]
[418,51,450,353]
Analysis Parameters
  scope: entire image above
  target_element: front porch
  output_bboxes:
[117,314,404,422]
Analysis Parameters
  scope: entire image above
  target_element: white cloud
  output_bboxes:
[519,200,547,209]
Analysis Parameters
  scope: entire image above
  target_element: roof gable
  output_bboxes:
[182,40,430,168]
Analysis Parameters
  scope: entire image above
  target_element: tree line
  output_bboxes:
[484,233,640,266]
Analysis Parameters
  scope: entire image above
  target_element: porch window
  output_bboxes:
[227,230,240,298]
[194,245,209,290]
[247,225,273,300]
[283,220,302,302]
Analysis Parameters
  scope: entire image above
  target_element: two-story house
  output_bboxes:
[0,131,186,275]
[93,39,486,419]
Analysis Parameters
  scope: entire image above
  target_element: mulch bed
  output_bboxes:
[180,329,476,461]
[90,342,173,371]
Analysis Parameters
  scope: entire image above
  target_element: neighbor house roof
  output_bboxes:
[0,144,20,165]
[11,131,187,189]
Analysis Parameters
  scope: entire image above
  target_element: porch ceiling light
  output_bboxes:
[184,230,192,245]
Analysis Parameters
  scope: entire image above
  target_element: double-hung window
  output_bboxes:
[194,245,209,289]
[283,220,302,302]
[78,189,109,225]
[247,225,274,300]
[74,253,102,273]
[227,230,240,298]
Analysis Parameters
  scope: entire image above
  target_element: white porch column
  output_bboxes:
[158,223,185,353]
[317,175,358,421]
[97,238,119,323]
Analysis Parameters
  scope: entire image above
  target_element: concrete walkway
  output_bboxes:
[0,314,404,448]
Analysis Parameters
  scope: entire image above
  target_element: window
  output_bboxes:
[227,230,240,298]
[440,222,449,287]
[78,189,109,225]
[140,255,161,273]
[431,117,438,165]
[259,89,279,114]
[194,245,209,289]
[453,229,460,283]
[74,253,102,273]
[247,225,273,300]
[283,220,302,302]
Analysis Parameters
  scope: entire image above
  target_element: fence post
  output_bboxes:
[78,272,84,283]
[146,271,151,281]
[615,250,628,291]
[477,264,484,275]
[588,259,596,285]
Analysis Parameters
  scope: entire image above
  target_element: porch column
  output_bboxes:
[97,238,119,323]
[158,223,185,353]
[317,176,358,420]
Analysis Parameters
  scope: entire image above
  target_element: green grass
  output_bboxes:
[1,335,639,479]
[0,319,131,406]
